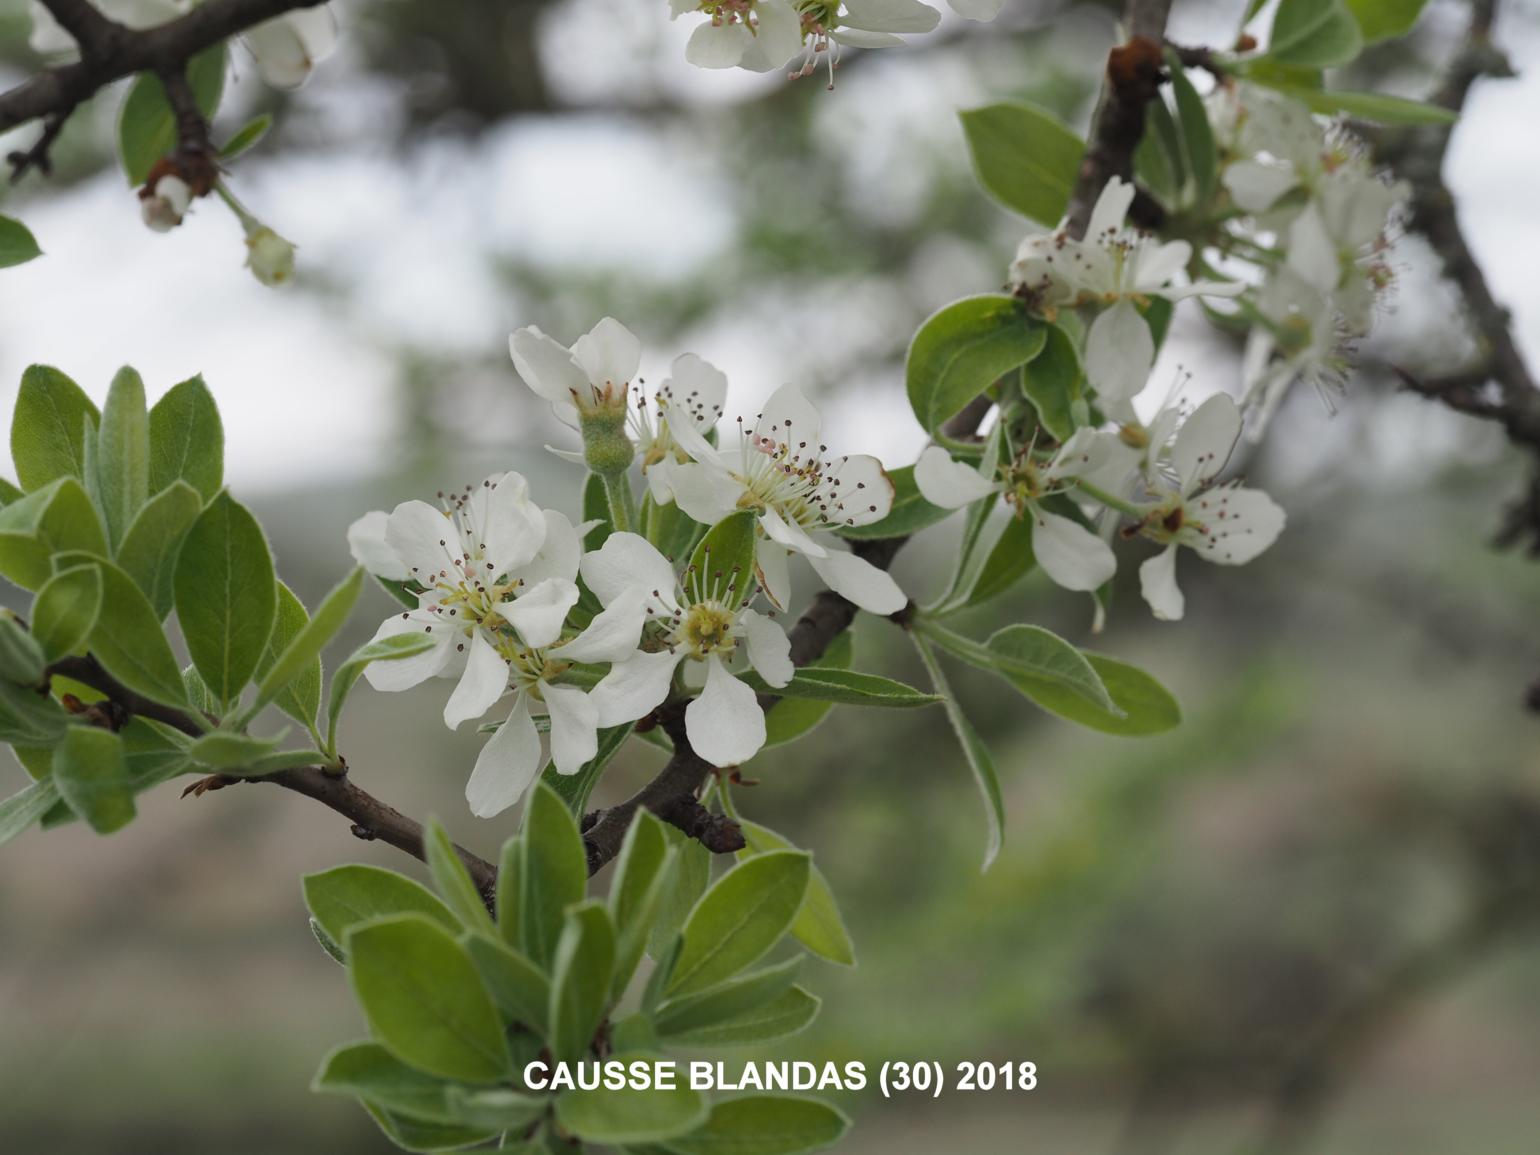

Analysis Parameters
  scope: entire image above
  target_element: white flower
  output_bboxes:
[1009,177,1242,408]
[1239,270,1349,438]
[30,1,336,89]
[631,353,729,503]
[139,174,191,233]
[244,225,296,287]
[509,316,642,428]
[914,430,1136,592]
[1131,395,1286,621]
[674,1,803,73]
[241,7,338,89]
[664,383,904,614]
[580,532,794,768]
[347,474,646,817]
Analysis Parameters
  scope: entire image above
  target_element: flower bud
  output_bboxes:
[579,408,636,478]
[139,175,192,233]
[245,226,297,287]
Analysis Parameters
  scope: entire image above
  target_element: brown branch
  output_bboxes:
[0,0,327,135]
[580,2,1182,876]
[46,653,499,900]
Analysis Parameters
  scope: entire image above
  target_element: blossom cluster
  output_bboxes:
[348,319,900,817]
[669,0,1003,84]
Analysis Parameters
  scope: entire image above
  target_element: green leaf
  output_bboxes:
[834,466,951,542]
[1134,95,1183,209]
[1170,63,1217,205]
[67,555,189,708]
[1267,0,1364,67]
[741,666,939,708]
[1018,323,1082,442]
[117,46,227,185]
[663,987,821,1049]
[495,834,523,948]
[251,581,324,730]
[0,776,61,848]
[251,569,361,722]
[0,478,109,591]
[53,725,135,834]
[582,470,614,555]
[0,680,68,746]
[462,932,550,1035]
[965,513,1035,609]
[539,721,633,818]
[314,1041,461,1122]
[1262,83,1458,125]
[11,365,100,492]
[959,102,1084,224]
[556,1060,707,1144]
[520,781,589,971]
[186,730,280,770]
[985,623,1116,712]
[667,850,811,997]
[657,956,804,1036]
[175,492,277,706]
[999,649,1182,736]
[914,634,1003,870]
[325,633,437,752]
[736,820,854,967]
[116,481,202,618]
[362,1101,498,1154]
[548,901,616,1064]
[763,632,853,749]
[309,918,347,965]
[688,511,758,603]
[609,809,677,1000]
[1345,0,1429,42]
[0,478,22,506]
[148,376,224,500]
[218,113,273,160]
[649,826,710,965]
[95,367,151,549]
[0,215,42,269]
[0,613,46,683]
[424,817,496,936]
[907,296,1046,436]
[303,864,460,946]
[347,913,511,1083]
[664,1095,849,1155]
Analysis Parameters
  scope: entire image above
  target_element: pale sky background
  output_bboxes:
[0,0,1535,496]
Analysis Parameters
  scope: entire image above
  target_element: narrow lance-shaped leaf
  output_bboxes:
[325,633,437,754]
[423,817,496,936]
[303,864,459,946]
[740,665,940,708]
[736,819,855,967]
[547,901,616,1064]
[250,568,362,721]
[11,365,99,492]
[0,777,62,849]
[608,809,677,999]
[116,481,203,618]
[95,367,152,549]
[520,782,588,971]
[667,850,811,997]
[148,375,224,500]
[914,634,1004,871]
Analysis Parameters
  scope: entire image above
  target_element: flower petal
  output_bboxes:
[1086,176,1136,242]
[474,471,547,578]
[542,682,599,776]
[242,8,337,89]
[913,446,998,509]
[808,548,908,614]
[506,577,580,650]
[660,353,729,434]
[1186,487,1286,565]
[347,509,408,580]
[558,587,647,664]
[685,19,752,68]
[823,454,895,527]
[753,383,823,454]
[443,630,509,729]
[754,539,792,612]
[571,316,641,392]
[590,649,680,727]
[841,0,941,34]
[738,0,804,70]
[384,500,456,583]
[1031,508,1117,592]
[666,461,744,525]
[741,609,793,688]
[1085,299,1154,403]
[760,505,828,559]
[1138,544,1185,621]
[1287,205,1340,294]
[580,532,679,611]
[509,326,588,405]
[517,508,581,588]
[362,611,454,692]
[1171,394,1241,494]
[685,656,766,768]
[1223,160,1298,212]
[949,0,1004,19]
[465,696,542,819]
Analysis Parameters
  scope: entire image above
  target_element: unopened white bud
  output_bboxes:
[245,226,297,287]
[140,175,192,233]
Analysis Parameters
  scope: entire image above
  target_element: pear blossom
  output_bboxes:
[914,429,1139,592]
[347,474,646,817]
[663,383,905,614]
[244,225,297,287]
[1239,270,1349,438]
[631,353,729,503]
[580,531,794,768]
[1130,395,1286,621]
[670,1,803,73]
[1009,177,1243,408]
[509,316,642,429]
[29,0,336,89]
